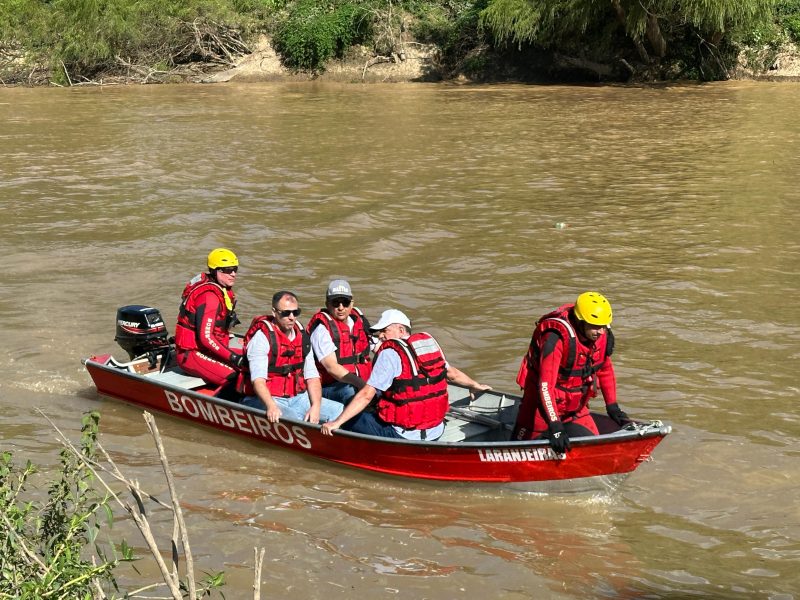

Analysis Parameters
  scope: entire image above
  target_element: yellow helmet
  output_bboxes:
[574,291,613,326]
[207,248,239,270]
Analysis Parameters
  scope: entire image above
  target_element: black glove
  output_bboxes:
[229,352,246,369]
[547,420,571,454]
[606,403,629,426]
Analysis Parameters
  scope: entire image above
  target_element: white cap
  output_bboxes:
[370,309,411,331]
[326,279,352,298]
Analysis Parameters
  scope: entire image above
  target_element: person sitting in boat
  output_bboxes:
[306,279,373,405]
[174,248,244,388]
[512,291,630,454]
[238,291,343,424]
[321,309,490,440]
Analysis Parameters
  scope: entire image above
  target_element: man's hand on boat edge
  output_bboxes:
[467,383,493,401]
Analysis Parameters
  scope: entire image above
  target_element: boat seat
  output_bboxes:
[439,416,494,443]
[441,385,518,442]
[144,369,208,390]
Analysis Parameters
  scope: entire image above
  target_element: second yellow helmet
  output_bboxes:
[574,291,612,326]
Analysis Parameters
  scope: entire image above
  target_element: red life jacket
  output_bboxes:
[306,308,372,384]
[239,316,311,398]
[174,273,238,352]
[515,304,614,413]
[376,332,449,430]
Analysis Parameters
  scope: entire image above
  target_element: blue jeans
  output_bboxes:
[241,391,342,422]
[343,411,403,439]
[322,382,357,405]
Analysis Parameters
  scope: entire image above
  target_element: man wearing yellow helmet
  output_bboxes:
[512,292,630,454]
[174,248,245,388]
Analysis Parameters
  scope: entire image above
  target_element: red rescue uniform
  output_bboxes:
[174,273,241,386]
[513,304,616,440]
[376,332,449,430]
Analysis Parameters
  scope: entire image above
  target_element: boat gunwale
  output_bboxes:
[82,355,671,449]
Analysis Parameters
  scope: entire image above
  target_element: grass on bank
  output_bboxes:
[0,0,272,84]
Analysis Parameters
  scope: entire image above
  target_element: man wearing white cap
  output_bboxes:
[306,279,373,405]
[321,309,490,440]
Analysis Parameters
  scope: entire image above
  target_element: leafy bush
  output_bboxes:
[0,411,237,598]
[411,0,488,75]
[776,0,800,42]
[273,0,370,71]
[0,412,128,597]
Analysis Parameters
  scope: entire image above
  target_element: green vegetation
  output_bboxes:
[0,413,123,597]
[777,0,800,41]
[0,0,798,82]
[479,0,778,79]
[272,0,371,71]
[0,0,263,84]
[0,411,240,599]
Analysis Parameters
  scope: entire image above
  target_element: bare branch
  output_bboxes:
[362,55,393,80]
[253,547,265,600]
[144,412,197,600]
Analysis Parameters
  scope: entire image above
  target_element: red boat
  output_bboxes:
[82,305,671,494]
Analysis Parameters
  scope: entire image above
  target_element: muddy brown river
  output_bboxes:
[1,81,798,598]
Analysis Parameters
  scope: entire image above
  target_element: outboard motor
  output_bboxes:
[115,305,170,362]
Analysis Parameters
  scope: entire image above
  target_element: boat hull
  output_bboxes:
[83,355,670,493]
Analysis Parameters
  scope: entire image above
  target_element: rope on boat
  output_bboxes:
[622,419,668,436]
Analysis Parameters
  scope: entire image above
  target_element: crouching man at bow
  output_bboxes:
[321,309,490,441]
[512,291,631,454]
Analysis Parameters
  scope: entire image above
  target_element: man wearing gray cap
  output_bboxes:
[306,279,373,405]
[321,309,490,441]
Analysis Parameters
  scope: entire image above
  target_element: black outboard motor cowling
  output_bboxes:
[115,305,170,360]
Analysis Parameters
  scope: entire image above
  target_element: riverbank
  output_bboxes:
[4,34,800,87]
[201,36,800,85]
[4,0,800,86]
[199,36,439,84]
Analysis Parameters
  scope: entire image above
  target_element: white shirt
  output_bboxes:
[367,338,447,441]
[247,327,319,386]
[309,315,356,361]
[366,347,402,391]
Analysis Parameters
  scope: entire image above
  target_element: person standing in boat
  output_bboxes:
[238,291,342,424]
[174,248,244,387]
[306,279,373,405]
[512,291,630,454]
[321,309,491,440]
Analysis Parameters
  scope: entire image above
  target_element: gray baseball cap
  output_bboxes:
[326,279,352,299]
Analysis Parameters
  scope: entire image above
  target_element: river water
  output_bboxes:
[2,81,799,598]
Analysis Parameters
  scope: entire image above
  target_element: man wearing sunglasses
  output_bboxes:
[238,291,342,424]
[321,309,491,440]
[307,279,373,405]
[175,248,245,389]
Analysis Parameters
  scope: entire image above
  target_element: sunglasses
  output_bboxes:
[275,308,301,317]
[328,297,352,308]
[217,266,238,274]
